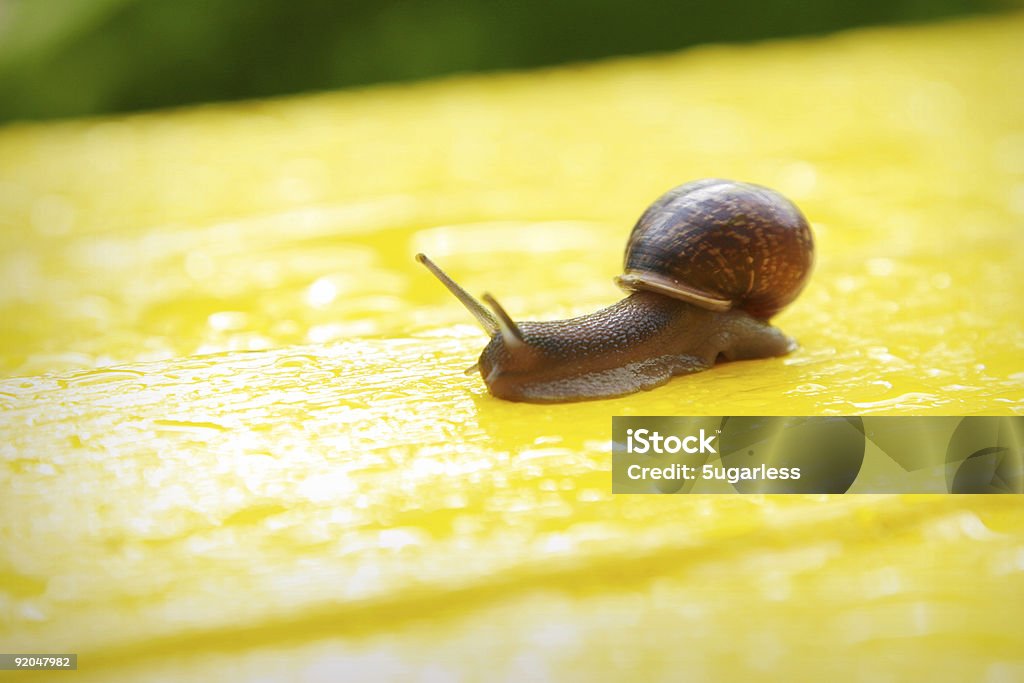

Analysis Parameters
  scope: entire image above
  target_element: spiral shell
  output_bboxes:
[615,179,814,319]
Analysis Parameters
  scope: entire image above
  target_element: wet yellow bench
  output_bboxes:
[1,12,1022,682]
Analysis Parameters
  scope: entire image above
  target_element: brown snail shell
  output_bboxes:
[615,179,814,319]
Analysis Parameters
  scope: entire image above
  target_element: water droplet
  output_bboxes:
[19,602,48,622]
[835,275,858,293]
[306,276,338,308]
[866,258,895,277]
[152,418,228,434]
[851,392,941,410]
[65,368,145,387]
[274,354,318,368]
[207,311,249,331]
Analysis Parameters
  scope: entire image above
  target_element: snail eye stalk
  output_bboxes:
[482,293,525,351]
[416,253,497,335]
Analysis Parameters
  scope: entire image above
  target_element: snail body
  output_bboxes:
[417,179,814,403]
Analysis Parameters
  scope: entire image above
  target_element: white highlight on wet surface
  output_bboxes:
[306,276,339,308]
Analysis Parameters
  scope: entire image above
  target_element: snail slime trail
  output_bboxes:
[417,179,814,403]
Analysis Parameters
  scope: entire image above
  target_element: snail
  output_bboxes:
[417,178,814,403]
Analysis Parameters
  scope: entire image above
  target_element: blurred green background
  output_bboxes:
[0,0,1017,122]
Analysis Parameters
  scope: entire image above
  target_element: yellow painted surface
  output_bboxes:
[1,13,1024,683]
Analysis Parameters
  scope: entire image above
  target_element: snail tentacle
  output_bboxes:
[481,293,526,351]
[416,253,497,335]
